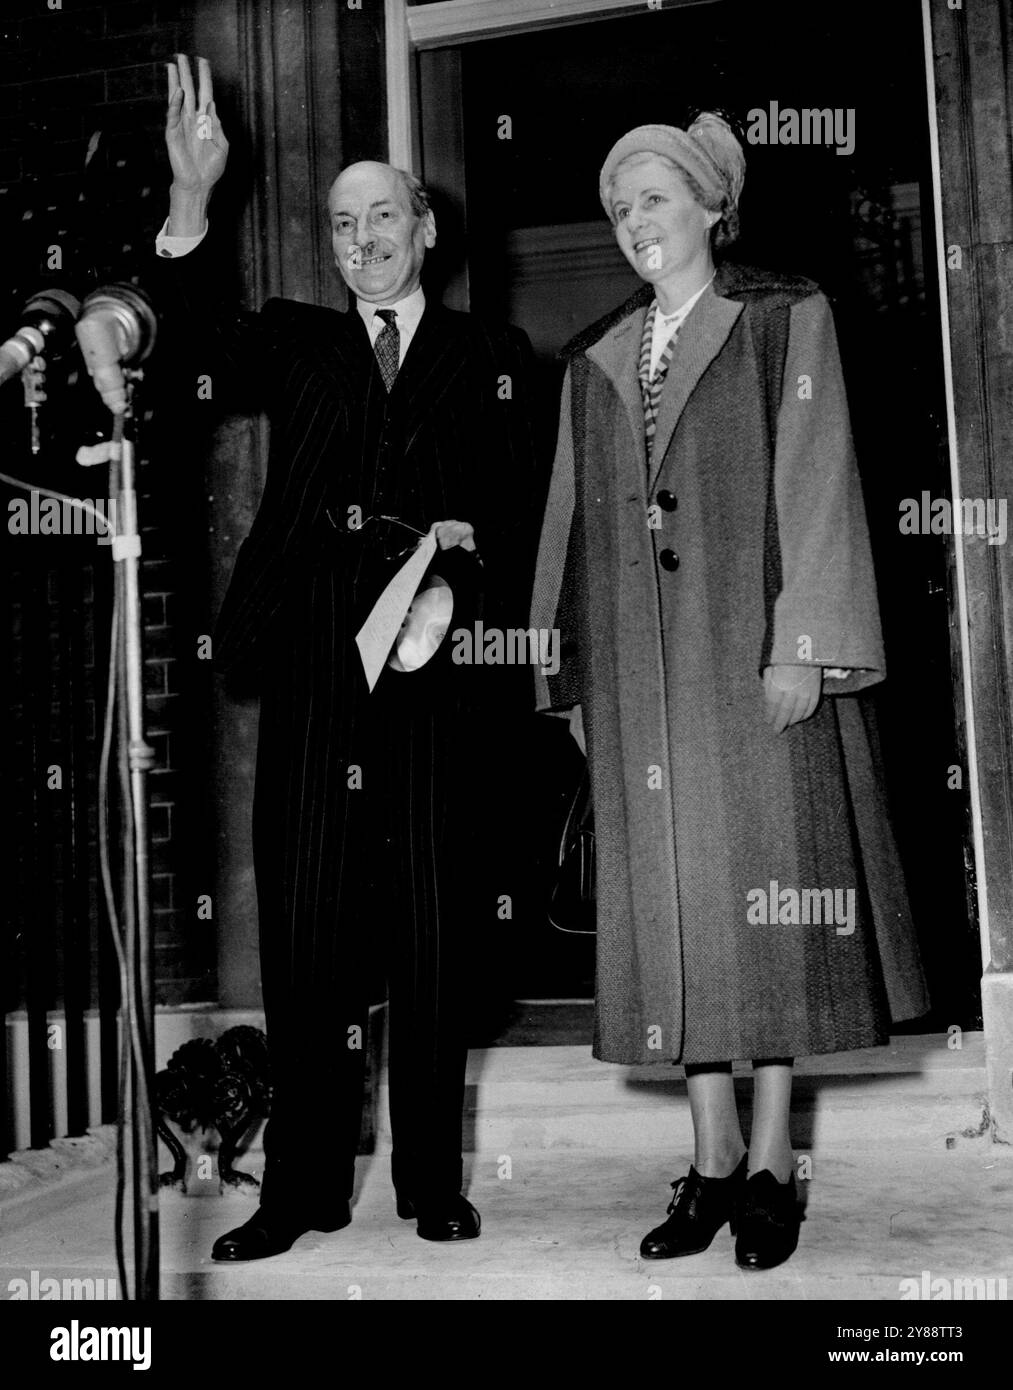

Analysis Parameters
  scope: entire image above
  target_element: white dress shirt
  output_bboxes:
[356,286,425,369]
[155,216,208,258]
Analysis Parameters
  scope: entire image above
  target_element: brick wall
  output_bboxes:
[0,1,215,1003]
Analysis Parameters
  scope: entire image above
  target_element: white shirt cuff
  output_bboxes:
[155,217,208,258]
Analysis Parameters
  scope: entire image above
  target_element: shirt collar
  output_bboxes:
[356,285,426,337]
[653,274,714,326]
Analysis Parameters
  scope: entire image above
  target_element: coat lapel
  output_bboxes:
[394,305,469,450]
[309,306,375,401]
[582,285,745,492]
[646,286,743,491]
[585,305,650,476]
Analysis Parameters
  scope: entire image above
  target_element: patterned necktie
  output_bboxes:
[638,303,682,460]
[373,308,400,392]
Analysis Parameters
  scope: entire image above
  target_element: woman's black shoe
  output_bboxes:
[734,1170,801,1270]
[639,1154,747,1259]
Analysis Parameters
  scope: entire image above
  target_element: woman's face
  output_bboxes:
[609,155,714,287]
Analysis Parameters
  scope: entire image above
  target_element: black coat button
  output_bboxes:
[657,490,678,511]
[659,549,680,572]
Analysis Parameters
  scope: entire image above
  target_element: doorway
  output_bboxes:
[403,0,979,1026]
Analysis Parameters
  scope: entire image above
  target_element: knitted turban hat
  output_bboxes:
[598,112,746,217]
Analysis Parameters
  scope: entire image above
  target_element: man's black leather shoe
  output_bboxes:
[640,1154,747,1259]
[734,1170,801,1270]
[211,1203,351,1262]
[396,1193,481,1241]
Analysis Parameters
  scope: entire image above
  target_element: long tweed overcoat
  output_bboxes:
[531,261,930,1065]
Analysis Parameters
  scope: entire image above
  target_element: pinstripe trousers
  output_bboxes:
[198,298,539,1218]
[253,563,484,1219]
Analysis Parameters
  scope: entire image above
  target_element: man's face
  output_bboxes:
[328,162,436,304]
[609,156,714,285]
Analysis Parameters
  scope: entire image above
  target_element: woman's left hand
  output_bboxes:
[763,664,822,734]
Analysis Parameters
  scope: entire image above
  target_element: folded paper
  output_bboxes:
[355,524,439,691]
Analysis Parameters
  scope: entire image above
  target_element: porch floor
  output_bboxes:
[2,1034,1011,1300]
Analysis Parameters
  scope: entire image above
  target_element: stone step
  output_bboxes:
[452,1034,987,1094]
[369,1035,990,1155]
[160,1033,989,1172]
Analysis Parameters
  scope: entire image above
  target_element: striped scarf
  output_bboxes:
[638,302,680,459]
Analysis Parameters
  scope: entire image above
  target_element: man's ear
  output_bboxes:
[423,209,437,248]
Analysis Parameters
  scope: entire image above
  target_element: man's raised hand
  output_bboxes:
[166,55,228,200]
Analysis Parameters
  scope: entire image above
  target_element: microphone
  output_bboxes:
[75,284,157,414]
[0,289,82,386]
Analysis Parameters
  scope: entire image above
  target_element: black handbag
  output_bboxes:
[548,762,596,935]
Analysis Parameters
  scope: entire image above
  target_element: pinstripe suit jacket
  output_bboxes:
[157,245,540,965]
[218,298,537,689]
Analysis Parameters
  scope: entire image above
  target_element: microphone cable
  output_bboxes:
[94,410,157,1302]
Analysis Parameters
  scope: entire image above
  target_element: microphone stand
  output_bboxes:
[107,376,159,1302]
[75,284,160,1302]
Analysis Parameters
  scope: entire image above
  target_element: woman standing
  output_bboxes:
[530,113,928,1270]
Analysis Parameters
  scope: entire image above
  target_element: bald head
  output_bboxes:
[327,161,436,305]
[328,161,431,218]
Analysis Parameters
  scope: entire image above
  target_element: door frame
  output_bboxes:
[384,0,718,166]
